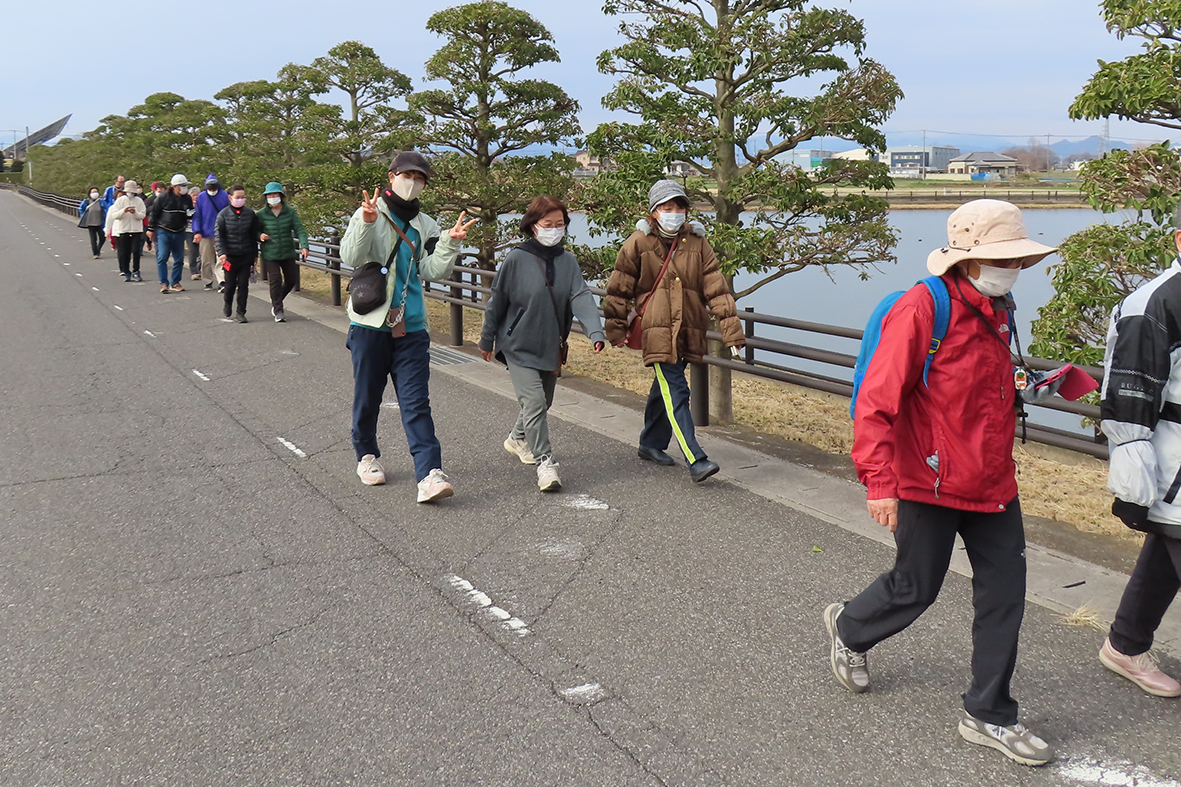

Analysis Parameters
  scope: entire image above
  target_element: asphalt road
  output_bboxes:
[1,191,1179,787]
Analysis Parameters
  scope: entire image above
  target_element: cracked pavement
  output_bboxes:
[2,191,1180,786]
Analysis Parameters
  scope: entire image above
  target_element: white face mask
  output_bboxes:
[206,186,218,194]
[656,211,686,235]
[267,195,282,206]
[534,226,565,247]
[968,265,1020,298]
[89,192,99,199]
[391,174,424,201]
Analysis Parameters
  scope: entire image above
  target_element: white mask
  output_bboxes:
[534,226,565,247]
[656,211,686,235]
[89,192,99,199]
[267,195,282,206]
[968,265,1020,298]
[207,187,217,195]
[391,174,424,201]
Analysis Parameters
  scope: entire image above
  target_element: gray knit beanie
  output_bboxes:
[648,179,690,212]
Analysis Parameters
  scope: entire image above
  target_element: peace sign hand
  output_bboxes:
[449,211,478,240]
[360,186,381,223]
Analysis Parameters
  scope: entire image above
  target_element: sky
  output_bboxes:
[0,0,1170,151]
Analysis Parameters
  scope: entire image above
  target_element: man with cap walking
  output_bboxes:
[339,150,476,502]
[148,174,194,293]
[825,199,1059,766]
[193,174,230,291]
[257,182,309,322]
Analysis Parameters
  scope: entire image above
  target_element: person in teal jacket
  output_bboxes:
[257,182,309,322]
[339,150,475,503]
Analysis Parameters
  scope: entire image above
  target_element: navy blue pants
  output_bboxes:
[347,326,441,482]
[639,360,706,463]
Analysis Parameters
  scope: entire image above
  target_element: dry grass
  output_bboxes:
[1061,604,1107,631]
[417,297,1130,540]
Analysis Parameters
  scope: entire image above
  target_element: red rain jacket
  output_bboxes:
[852,271,1020,513]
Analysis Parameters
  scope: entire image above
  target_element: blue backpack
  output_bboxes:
[849,276,951,419]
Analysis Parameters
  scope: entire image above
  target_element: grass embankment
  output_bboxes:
[296,267,1124,541]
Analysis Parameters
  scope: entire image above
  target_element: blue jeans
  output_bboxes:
[346,326,441,482]
[156,229,186,285]
[640,360,706,463]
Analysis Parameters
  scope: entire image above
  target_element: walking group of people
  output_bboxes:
[76,149,1181,769]
[79,174,308,322]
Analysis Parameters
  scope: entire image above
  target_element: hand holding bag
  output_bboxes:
[624,237,678,350]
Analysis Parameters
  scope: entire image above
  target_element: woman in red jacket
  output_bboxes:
[824,200,1058,766]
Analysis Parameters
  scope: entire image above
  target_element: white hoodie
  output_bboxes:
[108,195,146,236]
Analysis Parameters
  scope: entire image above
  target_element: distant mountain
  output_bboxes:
[1049,135,1133,157]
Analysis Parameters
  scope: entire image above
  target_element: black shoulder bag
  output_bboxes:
[348,231,403,315]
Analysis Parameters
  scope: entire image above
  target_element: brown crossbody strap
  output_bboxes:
[636,237,678,318]
[382,213,419,259]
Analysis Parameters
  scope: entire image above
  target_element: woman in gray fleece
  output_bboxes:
[479,195,606,492]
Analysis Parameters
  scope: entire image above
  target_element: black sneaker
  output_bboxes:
[216,282,225,294]
[204,281,214,290]
[234,312,248,323]
[132,272,142,282]
[223,303,232,318]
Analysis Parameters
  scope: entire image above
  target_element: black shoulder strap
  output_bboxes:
[531,253,568,341]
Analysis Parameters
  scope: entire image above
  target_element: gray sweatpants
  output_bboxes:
[507,362,558,461]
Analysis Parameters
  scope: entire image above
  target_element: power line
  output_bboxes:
[881,128,1168,143]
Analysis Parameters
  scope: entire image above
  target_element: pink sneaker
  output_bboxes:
[356,454,386,486]
[1100,637,1181,697]
[416,468,454,503]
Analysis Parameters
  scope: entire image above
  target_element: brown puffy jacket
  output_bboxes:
[603,220,744,365]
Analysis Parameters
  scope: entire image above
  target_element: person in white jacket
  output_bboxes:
[109,181,146,282]
[339,150,475,502]
[1099,207,1181,699]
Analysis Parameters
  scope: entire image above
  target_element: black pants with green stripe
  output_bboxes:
[640,360,706,463]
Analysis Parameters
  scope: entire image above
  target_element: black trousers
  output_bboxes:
[116,232,143,275]
[264,257,298,309]
[87,226,105,255]
[1110,532,1181,656]
[837,498,1027,725]
[187,232,199,275]
[223,256,252,315]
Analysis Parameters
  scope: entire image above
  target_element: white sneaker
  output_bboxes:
[356,454,385,486]
[503,435,536,465]
[417,468,454,503]
[536,456,562,492]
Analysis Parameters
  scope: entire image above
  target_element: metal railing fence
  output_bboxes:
[5,182,1107,458]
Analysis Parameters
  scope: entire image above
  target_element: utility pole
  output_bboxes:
[922,129,927,179]
[1046,133,1051,172]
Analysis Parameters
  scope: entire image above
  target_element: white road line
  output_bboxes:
[113,305,124,311]
[1060,756,1181,786]
[191,370,210,381]
[143,330,156,338]
[445,574,531,636]
[276,437,307,458]
[63,262,70,266]
[74,273,82,277]
[558,682,608,705]
[564,494,610,511]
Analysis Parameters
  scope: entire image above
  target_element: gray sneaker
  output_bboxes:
[957,712,1054,766]
[824,603,869,692]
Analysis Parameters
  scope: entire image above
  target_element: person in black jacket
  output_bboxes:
[148,174,194,293]
[215,184,264,323]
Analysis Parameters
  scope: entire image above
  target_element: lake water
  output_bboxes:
[562,207,1137,433]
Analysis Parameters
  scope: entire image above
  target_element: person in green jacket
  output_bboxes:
[257,181,309,322]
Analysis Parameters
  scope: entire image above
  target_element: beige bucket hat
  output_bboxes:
[927,199,1057,276]
[123,180,140,194]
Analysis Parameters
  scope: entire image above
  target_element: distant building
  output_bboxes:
[773,149,834,171]
[947,151,1019,176]
[832,148,879,162]
[574,150,602,172]
[885,145,960,173]
[665,160,701,178]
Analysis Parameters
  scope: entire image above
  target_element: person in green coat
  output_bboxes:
[257,181,309,322]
